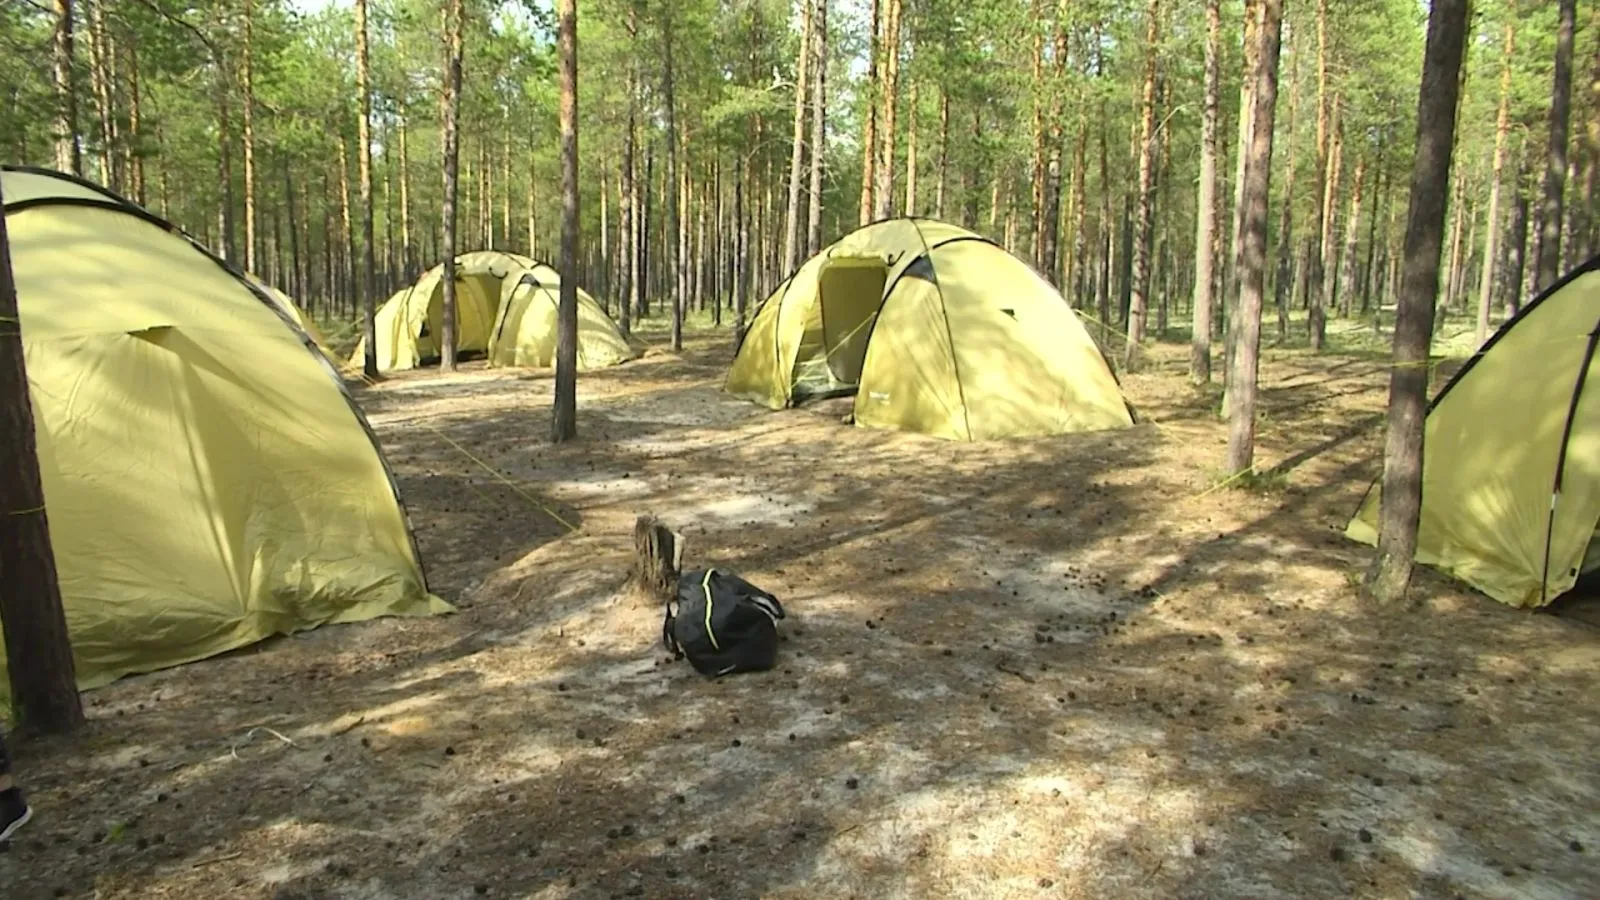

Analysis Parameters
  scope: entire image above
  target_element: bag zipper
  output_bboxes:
[701,569,721,650]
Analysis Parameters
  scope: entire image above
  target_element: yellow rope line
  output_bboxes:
[425,424,580,533]
[7,504,44,515]
[349,368,581,534]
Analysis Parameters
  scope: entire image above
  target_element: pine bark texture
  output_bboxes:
[806,0,827,256]
[52,0,81,174]
[1191,0,1221,384]
[1367,0,1469,605]
[1306,0,1331,351]
[1533,0,1576,291]
[1223,0,1283,475]
[243,0,257,274]
[1124,0,1160,369]
[873,0,902,221]
[552,0,579,443]
[1274,43,1299,345]
[860,0,881,226]
[439,0,465,371]
[0,177,86,734]
[1476,9,1515,347]
[356,0,379,379]
[783,0,811,275]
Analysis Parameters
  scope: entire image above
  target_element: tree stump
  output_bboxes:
[632,515,684,605]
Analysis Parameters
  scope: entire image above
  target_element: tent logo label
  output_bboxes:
[869,391,891,403]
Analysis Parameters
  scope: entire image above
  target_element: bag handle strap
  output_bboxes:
[661,597,683,658]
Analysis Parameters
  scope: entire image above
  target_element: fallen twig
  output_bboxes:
[230,726,300,760]
[191,851,244,868]
[995,661,1038,684]
[331,715,367,737]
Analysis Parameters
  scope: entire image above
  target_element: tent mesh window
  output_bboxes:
[792,259,888,402]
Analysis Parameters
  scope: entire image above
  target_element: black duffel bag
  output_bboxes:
[663,568,785,677]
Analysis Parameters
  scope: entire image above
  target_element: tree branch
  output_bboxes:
[127,0,219,60]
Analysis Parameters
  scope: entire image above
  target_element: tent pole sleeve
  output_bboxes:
[1541,318,1600,606]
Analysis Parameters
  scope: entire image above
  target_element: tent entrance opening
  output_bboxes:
[422,272,506,362]
[791,259,888,402]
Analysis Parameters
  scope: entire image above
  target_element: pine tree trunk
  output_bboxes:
[1068,118,1089,304]
[126,40,145,202]
[356,0,378,378]
[663,3,683,350]
[481,137,492,248]
[1124,0,1161,369]
[807,0,827,256]
[1319,108,1344,323]
[621,78,636,336]
[783,0,811,274]
[1029,1,1047,258]
[1304,0,1331,350]
[1577,19,1599,259]
[52,0,80,174]
[217,80,236,262]
[1367,0,1468,604]
[599,164,610,307]
[1532,0,1576,290]
[1504,155,1530,314]
[1038,11,1068,285]
[873,0,902,221]
[383,129,397,287]
[1223,0,1283,476]
[321,175,334,308]
[285,160,302,303]
[439,0,465,371]
[1360,152,1386,314]
[528,154,539,257]
[1273,35,1299,346]
[759,118,774,296]
[734,154,749,344]
[1223,0,1261,344]
[860,0,882,226]
[1096,85,1112,335]
[1154,78,1173,337]
[966,110,984,230]
[1443,172,1469,319]
[399,114,413,277]
[904,77,919,216]
[1338,156,1366,318]
[934,86,950,220]
[86,0,115,187]
[640,143,652,317]
[337,139,354,314]
[625,15,641,328]
[552,0,579,443]
[692,166,706,313]
[1477,7,1515,347]
[0,177,85,735]
[242,0,258,274]
[1191,0,1222,382]
[712,158,724,324]
[502,132,513,254]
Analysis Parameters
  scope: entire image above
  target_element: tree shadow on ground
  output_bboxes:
[2,334,1596,900]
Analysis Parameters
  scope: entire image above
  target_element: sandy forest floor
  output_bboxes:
[1,324,1597,900]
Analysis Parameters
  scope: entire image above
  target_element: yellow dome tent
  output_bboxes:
[351,251,634,372]
[485,261,636,369]
[1346,255,1600,608]
[0,166,447,695]
[245,274,340,366]
[726,218,1134,441]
